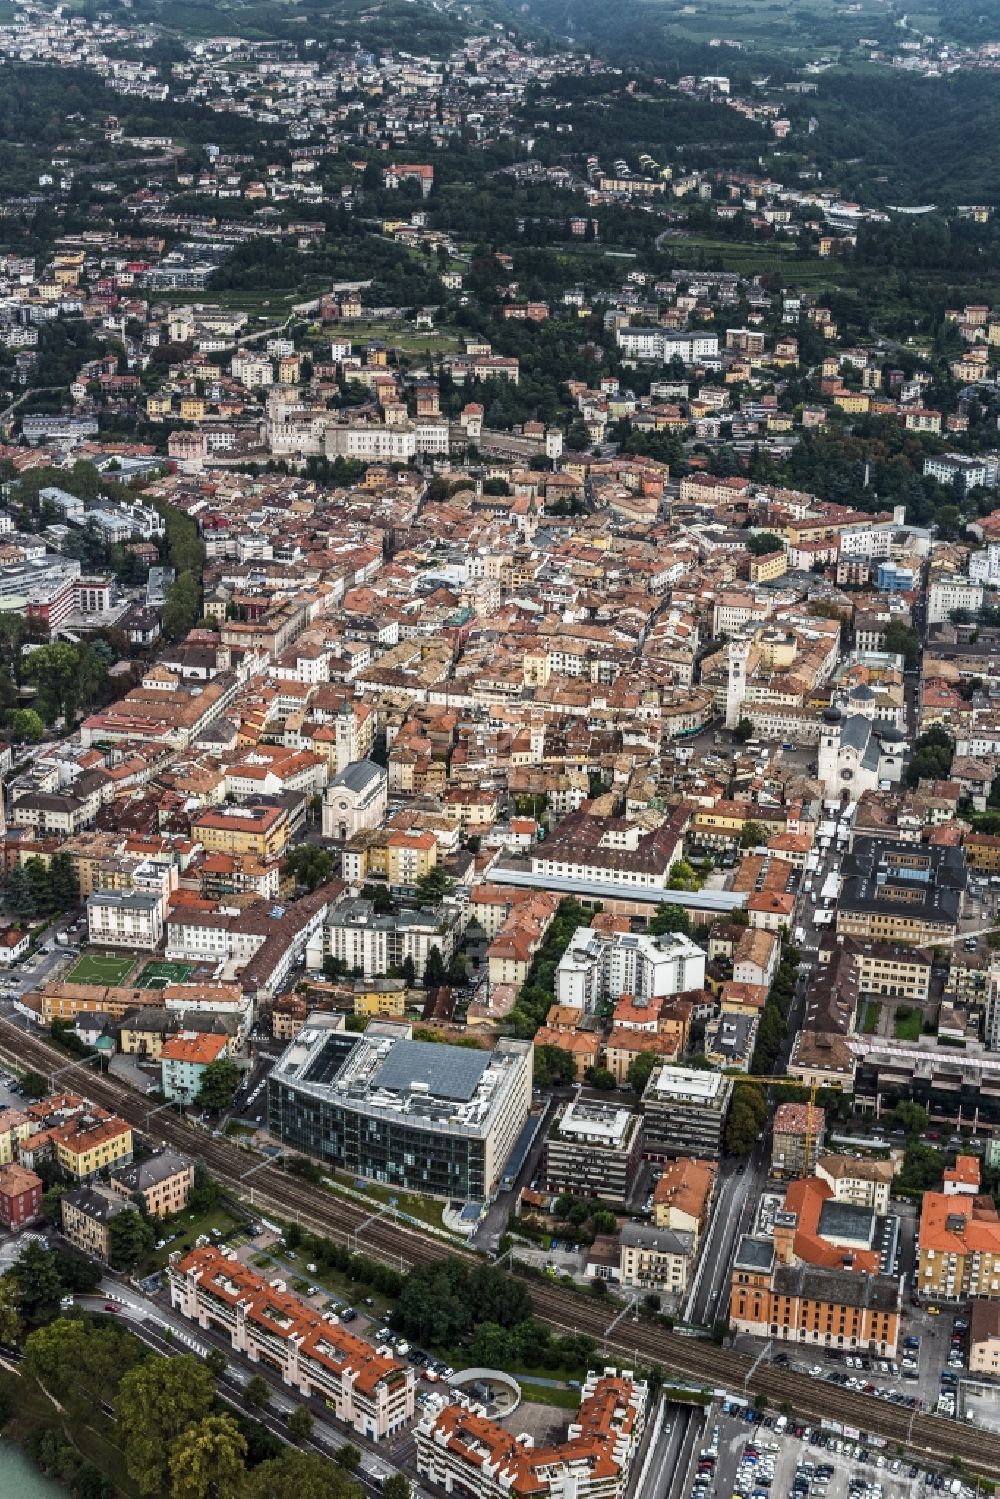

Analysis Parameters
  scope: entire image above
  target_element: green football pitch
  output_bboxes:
[65,953,135,987]
[136,961,196,989]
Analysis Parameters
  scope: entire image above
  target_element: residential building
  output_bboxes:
[927,576,984,627]
[416,1368,646,1499]
[0,1162,42,1228]
[170,1245,414,1440]
[771,1102,826,1178]
[386,829,438,889]
[109,1150,194,1218]
[815,1155,894,1216]
[543,1098,643,1207]
[191,804,290,859]
[160,1031,230,1103]
[555,928,705,1011]
[917,1186,1000,1300]
[970,1299,1000,1376]
[652,1157,716,1245]
[323,898,459,982]
[619,1222,695,1295]
[60,1184,131,1264]
[52,1116,133,1180]
[87,889,164,950]
[642,1064,733,1159]
[269,1018,532,1201]
[353,979,407,1020]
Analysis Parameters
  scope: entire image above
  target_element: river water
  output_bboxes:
[0,1441,65,1496]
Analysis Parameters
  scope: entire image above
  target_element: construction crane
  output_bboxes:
[738,1076,822,1174]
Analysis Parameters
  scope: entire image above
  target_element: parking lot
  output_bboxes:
[684,1408,978,1499]
[0,1067,27,1112]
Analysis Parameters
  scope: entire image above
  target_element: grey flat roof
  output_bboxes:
[734,1235,776,1273]
[818,1198,876,1247]
[372,1039,490,1101]
[488,865,747,912]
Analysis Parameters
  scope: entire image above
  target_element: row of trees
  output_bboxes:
[6,851,76,919]
[505,898,591,1041]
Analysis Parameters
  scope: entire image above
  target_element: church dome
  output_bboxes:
[823,705,843,725]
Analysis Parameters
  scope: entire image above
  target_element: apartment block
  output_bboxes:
[416,1368,646,1499]
[642,1065,733,1160]
[543,1098,643,1207]
[170,1245,414,1440]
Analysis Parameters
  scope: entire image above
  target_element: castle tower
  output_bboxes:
[725,639,751,730]
[818,704,843,798]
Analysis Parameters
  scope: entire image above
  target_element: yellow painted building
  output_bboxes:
[55,1119,134,1180]
[386,829,437,889]
[353,980,407,1019]
[0,1109,33,1166]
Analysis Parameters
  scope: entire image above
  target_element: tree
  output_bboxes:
[162,571,200,640]
[401,955,416,987]
[247,1450,361,1499]
[745,532,785,555]
[20,1070,48,1098]
[49,850,77,907]
[6,862,36,919]
[287,1405,314,1441]
[25,856,52,915]
[284,846,334,893]
[117,1355,217,1495]
[740,820,767,849]
[334,1445,360,1471]
[205,1348,228,1379]
[733,717,754,743]
[108,1207,154,1271]
[422,945,447,989]
[626,1051,658,1096]
[4,707,44,743]
[11,1240,64,1321]
[245,1374,270,1409]
[189,1159,221,1215]
[24,642,83,723]
[647,902,692,938]
[168,1414,247,1499]
[883,619,920,670]
[195,1058,241,1112]
[383,1478,411,1499]
[585,1066,616,1091]
[891,1099,928,1136]
[0,1274,21,1347]
[906,725,954,787]
[415,866,453,901]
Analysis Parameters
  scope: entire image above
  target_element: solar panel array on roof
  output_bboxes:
[371,1039,490,1101]
[304,1033,359,1086]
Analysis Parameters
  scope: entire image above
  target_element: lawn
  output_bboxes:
[324,319,463,355]
[518,1380,583,1410]
[136,960,196,989]
[860,1001,881,1035]
[142,1204,248,1273]
[65,952,136,987]
[894,1007,923,1042]
[322,1173,447,1233]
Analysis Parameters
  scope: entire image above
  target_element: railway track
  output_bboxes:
[6,1019,1000,1477]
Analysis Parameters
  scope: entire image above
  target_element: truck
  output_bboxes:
[793,926,807,947]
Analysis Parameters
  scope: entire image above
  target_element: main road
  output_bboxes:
[4,1018,999,1479]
